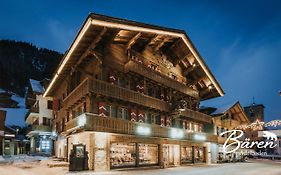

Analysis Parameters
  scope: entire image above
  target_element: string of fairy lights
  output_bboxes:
[235,120,281,131]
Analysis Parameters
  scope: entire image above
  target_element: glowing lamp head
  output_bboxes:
[78,114,87,127]
[193,133,206,141]
[170,128,184,139]
[136,125,151,136]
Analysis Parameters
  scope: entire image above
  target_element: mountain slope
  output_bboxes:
[0,40,63,96]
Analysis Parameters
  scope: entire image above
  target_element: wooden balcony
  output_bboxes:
[27,124,52,136]
[222,119,241,129]
[178,108,212,123]
[125,59,199,99]
[63,78,91,110]
[65,113,218,143]
[63,78,170,111]
[90,78,170,111]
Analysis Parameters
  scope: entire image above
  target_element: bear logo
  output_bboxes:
[262,131,277,141]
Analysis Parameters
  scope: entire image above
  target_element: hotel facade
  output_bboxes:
[44,13,226,171]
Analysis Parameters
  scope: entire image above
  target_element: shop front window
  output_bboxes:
[139,144,158,165]
[194,147,204,162]
[181,146,193,163]
[110,143,136,168]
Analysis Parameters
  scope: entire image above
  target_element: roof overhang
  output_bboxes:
[43,13,224,99]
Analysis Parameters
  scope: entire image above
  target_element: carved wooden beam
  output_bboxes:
[188,76,205,86]
[154,37,170,52]
[75,27,107,67]
[183,64,197,76]
[126,32,141,50]
[143,35,158,50]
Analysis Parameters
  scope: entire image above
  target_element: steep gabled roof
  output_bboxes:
[29,79,44,94]
[44,13,224,100]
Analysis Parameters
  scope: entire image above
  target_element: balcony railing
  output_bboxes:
[27,124,52,136]
[63,78,91,110]
[65,113,218,143]
[179,108,212,123]
[125,59,199,99]
[90,78,170,112]
[30,103,39,113]
[222,119,241,128]
[63,78,171,112]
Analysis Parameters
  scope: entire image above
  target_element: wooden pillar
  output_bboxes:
[192,146,195,163]
[159,143,165,168]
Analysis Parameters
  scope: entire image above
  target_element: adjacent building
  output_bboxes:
[44,13,225,171]
[25,79,53,155]
[201,101,251,162]
[0,109,28,156]
[244,103,265,151]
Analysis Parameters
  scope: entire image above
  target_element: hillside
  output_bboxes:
[0,40,63,96]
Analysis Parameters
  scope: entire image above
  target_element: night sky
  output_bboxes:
[1,0,281,122]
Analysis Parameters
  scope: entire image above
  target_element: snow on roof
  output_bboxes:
[30,79,44,93]
[211,102,238,116]
[0,94,27,127]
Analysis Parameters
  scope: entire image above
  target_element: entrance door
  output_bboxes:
[163,144,180,166]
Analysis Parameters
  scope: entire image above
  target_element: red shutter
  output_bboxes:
[109,72,117,85]
[130,109,137,122]
[98,102,106,117]
[138,110,145,123]
[53,99,59,111]
[136,80,144,93]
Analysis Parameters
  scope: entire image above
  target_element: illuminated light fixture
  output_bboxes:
[136,125,151,136]
[78,114,87,127]
[192,63,197,68]
[193,133,206,141]
[208,85,213,90]
[170,128,184,139]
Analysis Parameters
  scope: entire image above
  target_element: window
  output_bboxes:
[111,106,117,118]
[110,143,136,168]
[43,117,51,126]
[155,115,161,125]
[41,140,50,150]
[151,114,156,124]
[105,106,111,117]
[47,100,53,110]
[146,114,152,124]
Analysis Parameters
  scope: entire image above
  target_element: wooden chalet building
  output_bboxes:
[44,13,225,171]
[201,101,251,162]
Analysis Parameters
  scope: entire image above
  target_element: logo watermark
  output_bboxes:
[220,130,278,154]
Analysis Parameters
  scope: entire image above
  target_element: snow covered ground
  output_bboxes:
[0,155,68,175]
[0,157,281,175]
